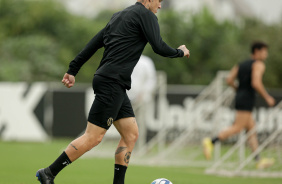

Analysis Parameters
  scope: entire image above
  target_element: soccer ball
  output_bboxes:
[151,178,173,184]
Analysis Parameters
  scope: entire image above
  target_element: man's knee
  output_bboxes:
[84,133,104,149]
[124,130,139,145]
[232,126,243,135]
[116,117,139,145]
[132,130,139,143]
[83,122,107,149]
[131,119,139,143]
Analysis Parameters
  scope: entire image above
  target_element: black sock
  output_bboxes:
[113,164,127,184]
[212,137,219,144]
[48,151,72,176]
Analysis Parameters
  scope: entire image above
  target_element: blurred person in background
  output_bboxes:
[203,41,276,169]
[127,55,157,149]
[36,0,190,184]
[127,55,157,105]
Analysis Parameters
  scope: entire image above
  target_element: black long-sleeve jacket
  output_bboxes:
[67,2,184,90]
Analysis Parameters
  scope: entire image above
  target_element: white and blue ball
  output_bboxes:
[151,178,173,184]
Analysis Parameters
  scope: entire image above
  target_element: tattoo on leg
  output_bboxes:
[70,143,78,150]
[124,152,131,164]
[115,146,127,155]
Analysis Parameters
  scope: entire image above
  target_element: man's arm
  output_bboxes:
[67,28,105,76]
[226,65,238,90]
[252,61,275,107]
[140,11,189,58]
[62,27,105,88]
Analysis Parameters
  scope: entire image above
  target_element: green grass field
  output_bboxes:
[0,139,281,184]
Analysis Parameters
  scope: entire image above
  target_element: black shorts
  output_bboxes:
[235,91,255,112]
[88,75,135,130]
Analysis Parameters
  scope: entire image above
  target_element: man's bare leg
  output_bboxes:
[37,122,107,183]
[113,117,139,184]
[245,116,275,168]
[65,122,107,162]
[246,117,259,160]
[218,111,251,140]
[203,111,251,160]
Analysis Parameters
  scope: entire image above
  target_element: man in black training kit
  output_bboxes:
[36,0,190,183]
[203,41,275,168]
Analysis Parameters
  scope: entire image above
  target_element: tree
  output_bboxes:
[0,0,281,88]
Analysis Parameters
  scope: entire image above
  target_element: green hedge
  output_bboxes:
[0,0,281,87]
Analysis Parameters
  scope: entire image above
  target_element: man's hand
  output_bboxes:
[62,73,75,88]
[178,45,190,58]
[265,95,276,107]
